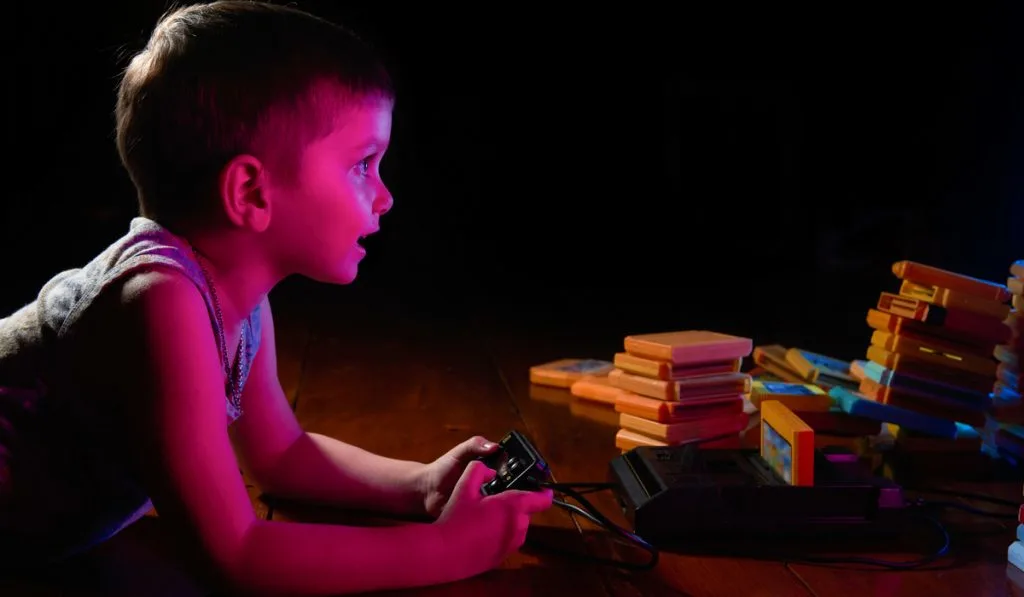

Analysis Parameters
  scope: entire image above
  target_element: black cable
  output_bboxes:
[544,481,618,491]
[526,483,660,571]
[904,486,1021,510]
[913,498,1018,520]
[785,510,951,570]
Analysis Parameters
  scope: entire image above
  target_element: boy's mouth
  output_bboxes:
[357,228,379,248]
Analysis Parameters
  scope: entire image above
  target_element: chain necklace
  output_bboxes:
[191,247,248,417]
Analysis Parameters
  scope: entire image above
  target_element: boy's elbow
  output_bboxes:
[206,522,275,597]
[245,433,311,500]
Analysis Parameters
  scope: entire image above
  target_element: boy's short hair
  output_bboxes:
[115,0,394,227]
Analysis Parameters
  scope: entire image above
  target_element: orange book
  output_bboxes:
[619,412,748,444]
[623,330,752,365]
[892,260,1011,303]
[899,281,1011,320]
[612,352,741,380]
[570,376,624,405]
[529,358,614,388]
[615,428,668,451]
[614,391,744,424]
[870,331,998,378]
[865,345,995,394]
[866,307,1008,348]
[607,368,751,402]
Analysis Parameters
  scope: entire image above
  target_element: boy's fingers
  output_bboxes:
[454,460,496,500]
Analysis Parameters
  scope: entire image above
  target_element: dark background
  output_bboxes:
[3,2,1022,362]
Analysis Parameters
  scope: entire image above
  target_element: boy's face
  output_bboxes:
[266,95,394,284]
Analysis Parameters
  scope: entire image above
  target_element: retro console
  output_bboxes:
[478,430,552,495]
[608,444,905,542]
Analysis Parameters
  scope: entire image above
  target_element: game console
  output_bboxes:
[478,430,551,495]
[608,444,904,542]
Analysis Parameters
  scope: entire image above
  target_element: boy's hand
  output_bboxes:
[434,460,554,580]
[420,436,499,519]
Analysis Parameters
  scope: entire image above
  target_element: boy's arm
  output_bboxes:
[230,296,431,517]
[94,271,460,595]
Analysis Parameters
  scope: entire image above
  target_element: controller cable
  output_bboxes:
[525,481,660,571]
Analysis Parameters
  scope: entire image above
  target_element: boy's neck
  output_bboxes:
[186,231,279,327]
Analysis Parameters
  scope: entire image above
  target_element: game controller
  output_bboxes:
[478,430,551,495]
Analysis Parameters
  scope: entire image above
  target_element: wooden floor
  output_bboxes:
[3,281,1023,596]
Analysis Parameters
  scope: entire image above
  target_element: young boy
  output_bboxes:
[0,1,552,594]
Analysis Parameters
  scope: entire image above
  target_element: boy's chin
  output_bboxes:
[318,270,359,285]
[304,264,359,286]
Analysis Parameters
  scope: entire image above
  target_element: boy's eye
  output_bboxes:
[356,154,375,176]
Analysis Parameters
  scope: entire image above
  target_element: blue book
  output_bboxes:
[828,386,958,439]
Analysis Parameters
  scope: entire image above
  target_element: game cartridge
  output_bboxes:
[793,409,882,437]
[998,363,1021,393]
[622,330,753,365]
[619,411,749,444]
[887,423,982,452]
[866,345,996,393]
[828,386,959,439]
[850,360,869,381]
[858,378,987,427]
[614,391,744,424]
[870,321,998,359]
[784,348,857,384]
[607,368,751,401]
[759,400,815,486]
[752,345,806,383]
[615,428,669,451]
[1011,259,1024,280]
[870,330,998,378]
[529,358,614,388]
[867,307,1009,348]
[612,352,741,381]
[861,361,991,405]
[891,260,1012,303]
[749,381,833,412]
[899,281,1011,321]
[570,375,624,405]
[1007,309,1022,336]
[995,344,1021,369]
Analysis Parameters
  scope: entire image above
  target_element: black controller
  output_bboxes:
[478,430,551,495]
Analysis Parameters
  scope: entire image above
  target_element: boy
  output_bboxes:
[0,1,552,594]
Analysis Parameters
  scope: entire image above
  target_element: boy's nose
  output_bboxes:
[373,189,393,215]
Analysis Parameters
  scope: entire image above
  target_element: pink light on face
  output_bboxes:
[264,95,394,285]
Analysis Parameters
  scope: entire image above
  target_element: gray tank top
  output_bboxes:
[0,217,262,563]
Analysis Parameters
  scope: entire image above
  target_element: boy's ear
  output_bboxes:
[218,154,271,233]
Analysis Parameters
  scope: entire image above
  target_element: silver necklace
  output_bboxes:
[192,247,247,417]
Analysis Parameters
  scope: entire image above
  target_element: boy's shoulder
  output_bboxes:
[70,265,209,354]
[64,264,219,398]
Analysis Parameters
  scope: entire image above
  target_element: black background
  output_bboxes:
[4,2,1022,361]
